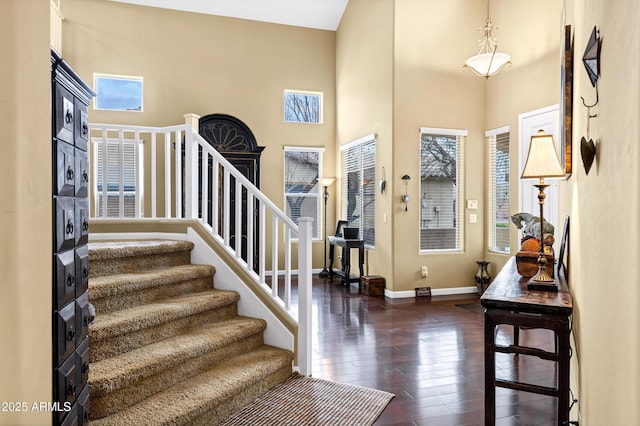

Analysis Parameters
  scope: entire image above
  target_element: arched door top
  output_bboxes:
[199,113,264,154]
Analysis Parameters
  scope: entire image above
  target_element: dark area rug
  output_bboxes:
[217,372,394,425]
[455,302,485,315]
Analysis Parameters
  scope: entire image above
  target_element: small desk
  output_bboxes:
[480,257,573,426]
[327,236,364,286]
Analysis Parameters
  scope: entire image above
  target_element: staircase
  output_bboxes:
[87,239,293,425]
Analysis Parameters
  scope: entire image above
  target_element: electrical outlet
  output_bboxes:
[469,213,477,223]
[421,266,428,278]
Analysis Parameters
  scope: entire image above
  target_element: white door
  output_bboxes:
[518,105,561,253]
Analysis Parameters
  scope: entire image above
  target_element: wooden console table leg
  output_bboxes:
[358,244,364,279]
[342,247,351,286]
[328,243,335,279]
[484,311,497,426]
[557,318,571,425]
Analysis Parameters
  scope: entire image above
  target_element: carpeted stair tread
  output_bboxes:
[89,239,194,278]
[90,316,267,397]
[89,264,215,314]
[90,289,240,342]
[89,346,294,426]
[89,239,194,260]
[90,264,214,297]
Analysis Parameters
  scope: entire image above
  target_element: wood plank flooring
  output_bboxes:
[310,276,559,426]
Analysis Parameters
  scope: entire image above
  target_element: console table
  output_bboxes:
[327,236,364,285]
[480,257,573,425]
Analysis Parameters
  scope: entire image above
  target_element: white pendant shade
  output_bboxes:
[464,51,511,77]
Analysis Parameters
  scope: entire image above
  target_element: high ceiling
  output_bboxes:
[109,0,349,31]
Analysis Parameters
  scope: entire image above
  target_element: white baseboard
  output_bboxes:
[384,286,478,299]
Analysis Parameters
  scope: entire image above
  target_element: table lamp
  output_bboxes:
[520,130,565,291]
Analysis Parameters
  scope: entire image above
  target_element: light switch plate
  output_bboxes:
[467,200,478,209]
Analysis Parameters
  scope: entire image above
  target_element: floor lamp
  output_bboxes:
[318,177,335,277]
[520,130,565,291]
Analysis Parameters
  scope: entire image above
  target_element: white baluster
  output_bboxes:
[297,217,313,376]
[151,132,157,218]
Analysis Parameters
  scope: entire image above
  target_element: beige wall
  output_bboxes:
[336,0,394,284]
[62,0,337,269]
[392,0,486,291]
[0,1,52,425]
[484,0,562,276]
[564,0,640,423]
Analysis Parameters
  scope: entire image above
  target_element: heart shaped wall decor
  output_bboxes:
[580,136,596,175]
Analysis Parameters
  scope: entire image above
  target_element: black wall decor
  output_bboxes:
[198,114,264,267]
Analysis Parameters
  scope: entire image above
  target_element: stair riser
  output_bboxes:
[91,333,265,419]
[92,275,214,314]
[89,251,191,278]
[90,304,238,363]
[190,365,292,426]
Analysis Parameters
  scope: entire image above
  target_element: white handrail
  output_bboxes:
[88,117,312,375]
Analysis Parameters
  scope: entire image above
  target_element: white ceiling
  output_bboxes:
[109,0,349,31]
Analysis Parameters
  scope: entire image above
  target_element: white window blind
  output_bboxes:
[419,128,465,251]
[488,128,510,253]
[341,135,376,248]
[93,138,142,218]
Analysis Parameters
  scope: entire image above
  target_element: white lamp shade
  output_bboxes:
[521,132,566,179]
[319,177,335,187]
[465,52,511,77]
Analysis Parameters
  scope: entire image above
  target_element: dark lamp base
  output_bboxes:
[319,268,330,278]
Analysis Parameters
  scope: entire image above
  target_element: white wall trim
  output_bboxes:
[384,285,478,299]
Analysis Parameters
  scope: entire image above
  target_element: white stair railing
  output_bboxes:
[88,115,313,375]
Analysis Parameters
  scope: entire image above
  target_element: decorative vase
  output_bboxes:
[475,260,491,294]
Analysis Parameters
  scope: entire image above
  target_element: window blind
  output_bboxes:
[341,136,376,248]
[489,131,510,252]
[94,139,141,218]
[419,131,464,251]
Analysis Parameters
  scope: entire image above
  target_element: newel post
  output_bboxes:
[183,113,200,219]
[297,217,313,376]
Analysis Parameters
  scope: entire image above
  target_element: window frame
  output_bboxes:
[93,73,144,112]
[283,90,323,124]
[486,126,511,254]
[419,127,467,253]
[283,146,324,241]
[340,134,376,249]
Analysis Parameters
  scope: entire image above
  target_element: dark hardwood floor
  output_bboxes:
[310,275,559,426]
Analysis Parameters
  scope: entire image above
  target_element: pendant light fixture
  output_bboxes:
[464,0,511,78]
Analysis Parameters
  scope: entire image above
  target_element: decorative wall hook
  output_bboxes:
[401,175,411,211]
[380,167,387,195]
[580,26,601,175]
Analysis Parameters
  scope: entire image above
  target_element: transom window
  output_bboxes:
[94,74,143,112]
[283,90,323,124]
[419,128,466,252]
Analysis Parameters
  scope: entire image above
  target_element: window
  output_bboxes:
[419,128,466,252]
[487,127,510,253]
[92,138,143,218]
[284,147,323,240]
[94,74,143,111]
[341,134,376,248]
[283,90,322,124]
